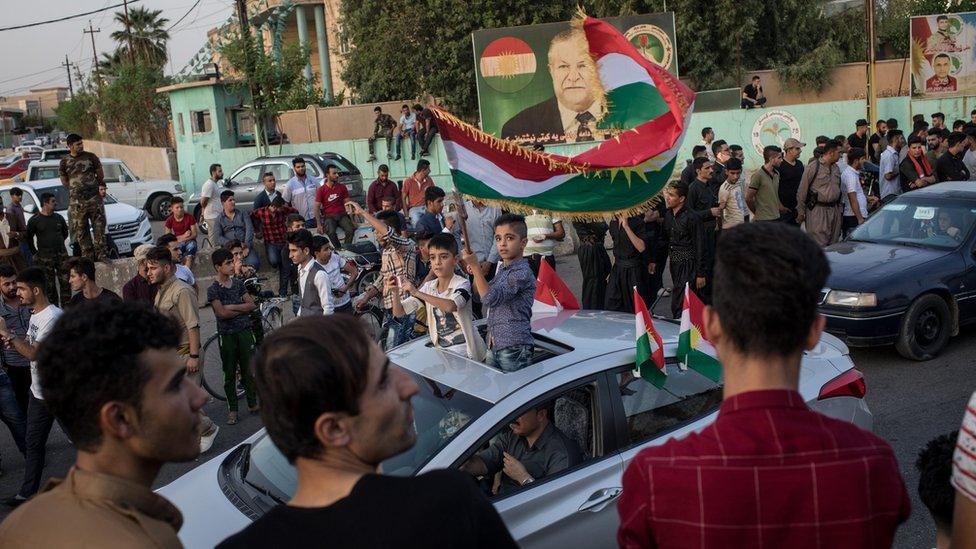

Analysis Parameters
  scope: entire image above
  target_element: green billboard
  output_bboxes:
[472,12,677,145]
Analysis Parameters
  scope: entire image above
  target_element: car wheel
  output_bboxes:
[194,205,209,235]
[150,194,173,220]
[895,294,951,361]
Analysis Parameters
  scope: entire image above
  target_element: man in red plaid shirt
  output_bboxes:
[250,196,296,296]
[618,222,910,549]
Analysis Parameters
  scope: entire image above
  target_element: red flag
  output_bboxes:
[532,260,580,313]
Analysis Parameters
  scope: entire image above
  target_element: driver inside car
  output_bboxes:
[936,210,961,239]
[460,402,583,495]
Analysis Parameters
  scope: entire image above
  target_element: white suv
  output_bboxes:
[2,180,153,256]
[27,158,184,220]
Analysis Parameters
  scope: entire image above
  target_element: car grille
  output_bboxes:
[108,221,141,239]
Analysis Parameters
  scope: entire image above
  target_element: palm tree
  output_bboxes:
[97,51,125,78]
[111,7,170,67]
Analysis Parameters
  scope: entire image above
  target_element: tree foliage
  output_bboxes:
[54,93,98,138]
[111,7,171,68]
[98,63,171,146]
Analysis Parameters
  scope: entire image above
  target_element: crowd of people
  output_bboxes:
[576,111,976,322]
[0,110,975,546]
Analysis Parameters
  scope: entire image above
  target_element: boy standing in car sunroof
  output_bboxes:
[390,233,486,360]
[464,214,536,372]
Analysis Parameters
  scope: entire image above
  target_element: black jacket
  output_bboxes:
[936,150,971,182]
[501,96,563,143]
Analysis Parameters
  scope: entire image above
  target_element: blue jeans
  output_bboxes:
[487,344,533,372]
[265,242,289,296]
[18,242,32,266]
[395,129,417,158]
[304,218,318,229]
[408,206,425,227]
[382,310,416,349]
[242,245,260,269]
[178,239,198,258]
[0,371,26,457]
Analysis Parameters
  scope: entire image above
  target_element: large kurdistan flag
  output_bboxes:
[431,12,695,218]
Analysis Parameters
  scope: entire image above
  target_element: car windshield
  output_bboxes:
[324,155,360,176]
[243,368,490,501]
[35,186,115,210]
[849,197,976,250]
[30,166,59,181]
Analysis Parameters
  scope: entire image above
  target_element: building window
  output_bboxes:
[236,110,254,136]
[336,22,351,55]
[177,113,185,136]
[191,110,212,133]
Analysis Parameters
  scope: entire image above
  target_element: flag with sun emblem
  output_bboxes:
[432,11,694,219]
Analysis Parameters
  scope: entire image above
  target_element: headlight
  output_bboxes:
[825,290,877,308]
[175,184,184,193]
[137,211,148,223]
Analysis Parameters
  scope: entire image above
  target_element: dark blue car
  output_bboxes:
[820,182,976,360]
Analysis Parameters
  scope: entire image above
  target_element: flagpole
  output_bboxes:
[452,190,473,255]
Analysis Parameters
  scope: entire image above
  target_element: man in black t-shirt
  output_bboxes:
[741,75,767,109]
[218,315,516,549]
[848,119,869,151]
[868,119,887,163]
[778,137,806,225]
[64,257,121,308]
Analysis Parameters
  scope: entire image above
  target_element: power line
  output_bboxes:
[0,0,142,32]
[0,66,63,86]
[167,0,204,32]
[0,74,67,97]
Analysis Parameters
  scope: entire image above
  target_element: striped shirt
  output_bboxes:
[953,389,976,503]
[523,213,561,257]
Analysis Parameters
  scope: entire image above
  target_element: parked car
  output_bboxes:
[159,310,871,548]
[14,144,43,155]
[26,158,184,220]
[820,182,976,360]
[40,148,70,161]
[0,158,32,179]
[187,153,364,233]
[2,179,153,257]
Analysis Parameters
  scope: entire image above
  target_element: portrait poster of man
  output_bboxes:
[473,13,677,145]
[911,12,976,98]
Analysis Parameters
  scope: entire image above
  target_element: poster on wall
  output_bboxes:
[472,12,677,145]
[910,12,976,98]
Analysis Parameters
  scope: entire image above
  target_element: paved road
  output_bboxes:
[0,244,969,548]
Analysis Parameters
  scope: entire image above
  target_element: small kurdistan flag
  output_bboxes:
[634,287,666,388]
[676,284,722,382]
[479,37,537,94]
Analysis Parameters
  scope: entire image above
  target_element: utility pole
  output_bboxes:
[864,0,878,124]
[122,0,134,62]
[84,21,102,91]
[62,55,74,98]
[236,0,265,155]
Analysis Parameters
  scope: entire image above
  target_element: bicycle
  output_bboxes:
[200,276,286,401]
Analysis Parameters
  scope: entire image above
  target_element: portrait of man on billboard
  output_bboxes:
[926,53,958,93]
[501,29,603,144]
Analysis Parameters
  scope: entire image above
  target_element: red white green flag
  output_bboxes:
[634,287,666,388]
[676,284,722,382]
[430,12,695,219]
[532,259,580,313]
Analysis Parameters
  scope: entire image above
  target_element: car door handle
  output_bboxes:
[578,487,623,513]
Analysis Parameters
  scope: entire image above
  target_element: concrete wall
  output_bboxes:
[85,140,179,181]
[279,100,419,142]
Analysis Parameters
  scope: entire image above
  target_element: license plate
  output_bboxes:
[116,239,131,254]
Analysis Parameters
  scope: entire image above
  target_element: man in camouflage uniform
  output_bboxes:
[367,106,397,162]
[58,133,108,262]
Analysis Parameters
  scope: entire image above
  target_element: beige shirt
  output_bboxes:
[154,275,199,352]
[0,467,183,548]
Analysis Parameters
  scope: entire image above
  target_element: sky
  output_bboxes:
[0,0,234,97]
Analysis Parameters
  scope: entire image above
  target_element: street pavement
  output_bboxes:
[0,225,970,548]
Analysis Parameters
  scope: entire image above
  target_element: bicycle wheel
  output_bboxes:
[201,333,227,402]
[263,305,283,334]
[357,269,382,308]
[357,305,383,343]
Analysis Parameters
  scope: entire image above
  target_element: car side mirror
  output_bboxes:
[24,204,36,214]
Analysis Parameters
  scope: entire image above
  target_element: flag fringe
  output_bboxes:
[452,189,666,222]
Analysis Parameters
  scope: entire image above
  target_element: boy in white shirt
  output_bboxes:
[390,233,486,360]
[312,235,358,313]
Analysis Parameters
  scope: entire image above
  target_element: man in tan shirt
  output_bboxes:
[796,139,844,246]
[147,245,219,452]
[0,301,209,548]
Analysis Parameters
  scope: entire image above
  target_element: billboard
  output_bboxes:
[911,12,976,98]
[473,13,677,145]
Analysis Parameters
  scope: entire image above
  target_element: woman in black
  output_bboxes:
[604,214,647,313]
[575,221,611,310]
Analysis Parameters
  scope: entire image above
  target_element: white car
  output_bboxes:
[27,158,185,220]
[14,144,43,155]
[159,311,873,549]
[1,180,153,256]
